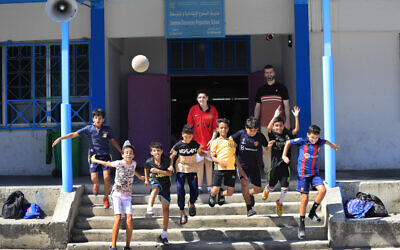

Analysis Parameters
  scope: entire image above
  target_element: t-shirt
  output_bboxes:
[210,137,236,171]
[111,160,137,196]
[255,82,289,127]
[269,128,295,168]
[77,124,114,155]
[172,140,200,173]
[144,155,171,184]
[187,104,218,151]
[289,137,326,178]
[231,129,268,170]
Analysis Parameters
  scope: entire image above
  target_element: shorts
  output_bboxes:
[89,154,112,173]
[241,167,261,187]
[296,175,324,194]
[268,160,290,188]
[212,170,236,187]
[151,178,171,204]
[196,152,212,162]
[111,190,132,215]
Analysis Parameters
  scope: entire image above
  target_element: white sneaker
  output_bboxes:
[146,207,154,215]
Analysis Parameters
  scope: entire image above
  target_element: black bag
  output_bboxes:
[356,192,388,217]
[1,191,29,219]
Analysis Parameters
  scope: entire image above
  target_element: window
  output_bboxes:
[0,41,91,130]
[168,36,250,74]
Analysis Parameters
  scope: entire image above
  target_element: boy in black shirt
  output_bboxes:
[261,106,300,216]
[144,142,173,245]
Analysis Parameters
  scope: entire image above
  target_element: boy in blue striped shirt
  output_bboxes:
[282,125,339,240]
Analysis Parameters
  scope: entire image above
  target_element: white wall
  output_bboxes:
[251,35,283,78]
[0,3,91,42]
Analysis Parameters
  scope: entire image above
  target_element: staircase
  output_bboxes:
[67,186,329,249]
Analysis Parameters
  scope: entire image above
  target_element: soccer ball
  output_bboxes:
[131,55,149,73]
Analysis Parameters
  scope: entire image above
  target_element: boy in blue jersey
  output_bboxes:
[282,125,339,240]
[52,109,122,209]
[230,117,271,217]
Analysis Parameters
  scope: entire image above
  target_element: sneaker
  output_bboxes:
[298,225,306,240]
[103,196,110,209]
[250,194,255,207]
[276,200,283,216]
[146,207,154,215]
[207,186,212,193]
[308,213,321,222]
[109,247,117,250]
[198,187,204,193]
[123,247,132,250]
[159,235,169,245]
[208,194,217,207]
[217,189,225,206]
[247,208,257,217]
[261,187,269,201]
[93,184,99,196]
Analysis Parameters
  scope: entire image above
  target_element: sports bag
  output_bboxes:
[344,198,373,218]
[356,192,388,217]
[1,190,29,219]
[23,203,42,219]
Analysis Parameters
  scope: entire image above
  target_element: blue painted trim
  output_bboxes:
[294,2,311,138]
[0,0,45,3]
[294,0,307,4]
[90,5,105,112]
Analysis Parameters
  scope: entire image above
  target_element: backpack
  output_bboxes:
[23,203,42,219]
[344,198,374,218]
[1,191,29,219]
[356,192,388,217]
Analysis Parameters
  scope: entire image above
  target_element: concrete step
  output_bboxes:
[78,202,318,217]
[71,226,327,243]
[82,192,319,205]
[75,213,324,230]
[67,240,330,250]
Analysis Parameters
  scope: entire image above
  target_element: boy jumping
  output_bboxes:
[282,125,339,240]
[52,108,121,208]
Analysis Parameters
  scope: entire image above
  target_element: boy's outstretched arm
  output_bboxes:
[291,106,300,135]
[134,172,146,181]
[144,168,149,186]
[169,150,177,172]
[282,140,291,164]
[110,138,122,154]
[325,140,340,151]
[267,105,281,133]
[52,132,79,147]
[90,154,112,167]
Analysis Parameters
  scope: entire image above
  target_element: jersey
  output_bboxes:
[111,160,137,196]
[187,104,218,151]
[231,129,268,170]
[210,137,236,171]
[269,128,295,168]
[77,124,114,155]
[172,140,200,173]
[290,137,326,178]
[144,155,171,184]
[255,82,289,127]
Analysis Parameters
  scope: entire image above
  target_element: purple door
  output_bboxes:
[248,71,265,116]
[128,74,170,167]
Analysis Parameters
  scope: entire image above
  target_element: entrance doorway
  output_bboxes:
[170,75,249,146]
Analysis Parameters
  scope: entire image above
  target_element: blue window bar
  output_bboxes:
[0,40,91,130]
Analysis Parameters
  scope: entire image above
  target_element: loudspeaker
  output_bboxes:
[46,0,78,23]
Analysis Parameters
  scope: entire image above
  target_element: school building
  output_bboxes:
[0,0,399,175]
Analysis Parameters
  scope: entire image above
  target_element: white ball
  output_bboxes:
[131,55,149,73]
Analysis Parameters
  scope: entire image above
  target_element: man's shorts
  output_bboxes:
[111,190,132,215]
[212,170,236,187]
[268,160,290,188]
[89,154,112,173]
[296,175,324,194]
[240,167,261,187]
[151,178,171,204]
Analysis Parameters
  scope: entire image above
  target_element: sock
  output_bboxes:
[309,202,320,216]
[207,186,212,192]
[246,205,252,211]
[300,216,305,226]
[162,230,168,238]
[279,187,288,204]
[199,187,203,191]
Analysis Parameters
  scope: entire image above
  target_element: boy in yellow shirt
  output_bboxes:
[209,118,237,207]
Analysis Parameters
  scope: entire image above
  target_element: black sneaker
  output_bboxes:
[298,225,306,240]
[247,208,256,217]
[208,194,216,207]
[250,194,255,207]
[123,247,132,250]
[217,189,225,206]
[308,213,321,222]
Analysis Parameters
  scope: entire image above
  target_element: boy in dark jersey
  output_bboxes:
[170,125,205,224]
[231,117,271,217]
[144,142,173,245]
[262,106,300,217]
[282,125,339,240]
